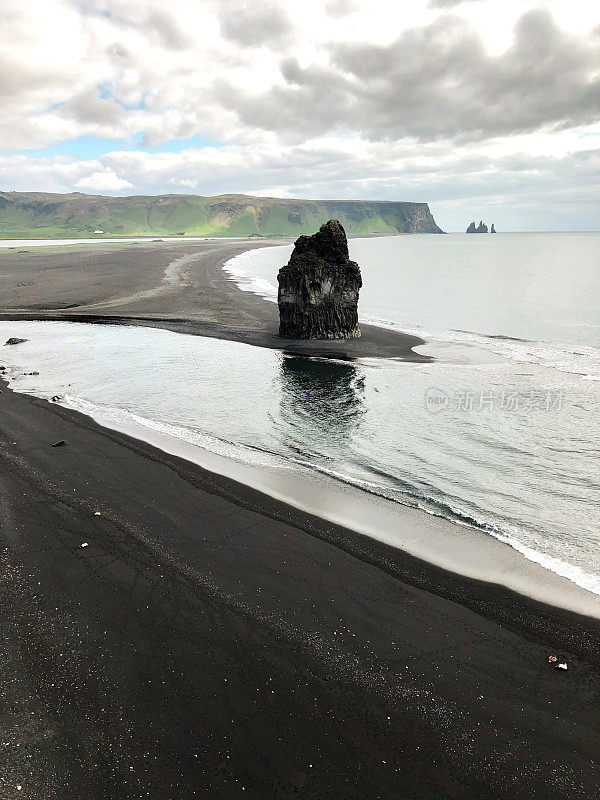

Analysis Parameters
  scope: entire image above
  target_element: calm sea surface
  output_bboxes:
[2,233,599,594]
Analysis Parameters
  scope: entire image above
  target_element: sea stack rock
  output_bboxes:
[466,220,489,233]
[490,223,496,233]
[277,220,362,339]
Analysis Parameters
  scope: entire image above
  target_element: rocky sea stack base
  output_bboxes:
[277,220,362,339]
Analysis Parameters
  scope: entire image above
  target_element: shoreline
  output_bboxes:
[67,390,600,615]
[19,367,600,620]
[4,368,600,639]
[0,238,429,361]
[3,335,600,616]
[1,373,599,797]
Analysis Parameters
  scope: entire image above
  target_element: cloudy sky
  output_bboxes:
[1,0,599,230]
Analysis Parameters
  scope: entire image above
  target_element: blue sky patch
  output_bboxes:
[10,134,226,160]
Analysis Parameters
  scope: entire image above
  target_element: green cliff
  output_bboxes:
[0,192,444,238]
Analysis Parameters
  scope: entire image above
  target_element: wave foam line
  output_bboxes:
[61,395,600,598]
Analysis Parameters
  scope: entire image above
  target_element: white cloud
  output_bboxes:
[76,170,133,191]
[2,0,598,151]
[0,0,599,228]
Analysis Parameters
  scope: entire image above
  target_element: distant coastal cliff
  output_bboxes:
[0,191,444,238]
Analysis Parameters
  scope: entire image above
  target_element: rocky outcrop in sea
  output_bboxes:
[277,220,362,339]
[466,220,490,233]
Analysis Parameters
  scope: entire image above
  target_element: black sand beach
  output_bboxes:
[1,240,599,799]
[2,375,600,800]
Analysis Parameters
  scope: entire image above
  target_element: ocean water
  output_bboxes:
[1,233,599,596]
[225,231,600,349]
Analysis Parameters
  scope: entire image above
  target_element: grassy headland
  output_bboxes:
[0,191,444,238]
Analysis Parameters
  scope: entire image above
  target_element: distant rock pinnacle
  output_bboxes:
[466,220,490,233]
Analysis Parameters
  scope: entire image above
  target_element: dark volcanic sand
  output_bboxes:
[0,239,428,361]
[1,382,599,799]
[1,240,599,798]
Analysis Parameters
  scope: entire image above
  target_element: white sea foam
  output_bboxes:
[286,453,600,596]
[222,247,282,302]
[63,396,295,471]
[352,314,600,380]
[488,529,600,595]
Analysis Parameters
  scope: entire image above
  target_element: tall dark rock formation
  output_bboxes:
[490,223,496,233]
[466,222,477,233]
[277,220,362,339]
